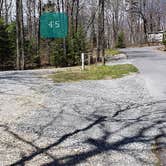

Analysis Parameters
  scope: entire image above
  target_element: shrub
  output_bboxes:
[50,26,87,67]
[0,19,15,70]
[105,49,120,56]
[116,32,126,48]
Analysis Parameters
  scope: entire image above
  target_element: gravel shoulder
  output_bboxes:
[0,68,165,166]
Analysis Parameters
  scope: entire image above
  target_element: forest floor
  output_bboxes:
[0,47,165,166]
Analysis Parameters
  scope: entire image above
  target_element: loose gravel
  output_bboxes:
[0,68,165,166]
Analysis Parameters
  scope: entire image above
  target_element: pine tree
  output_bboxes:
[0,19,10,69]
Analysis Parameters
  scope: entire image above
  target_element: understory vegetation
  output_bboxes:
[49,27,87,67]
[0,19,16,70]
[0,0,166,70]
[105,49,121,56]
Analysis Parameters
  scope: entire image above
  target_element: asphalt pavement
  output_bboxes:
[0,47,165,166]
[122,46,166,100]
[121,46,166,165]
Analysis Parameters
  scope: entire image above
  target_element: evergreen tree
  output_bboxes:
[0,19,10,69]
[50,26,87,67]
[116,32,126,48]
[6,22,17,68]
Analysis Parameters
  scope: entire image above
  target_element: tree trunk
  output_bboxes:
[4,0,8,24]
[16,0,25,70]
[16,0,20,69]
[0,0,3,17]
[75,0,79,33]
[37,0,42,59]
[143,18,148,43]
[57,0,60,12]
[97,0,101,62]
[97,0,105,64]
[101,0,105,65]
[62,0,67,64]
[20,0,25,70]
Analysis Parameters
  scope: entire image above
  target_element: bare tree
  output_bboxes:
[97,0,105,65]
[16,0,25,70]
[4,0,12,24]
[0,0,3,17]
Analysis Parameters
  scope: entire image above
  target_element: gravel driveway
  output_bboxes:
[0,67,165,165]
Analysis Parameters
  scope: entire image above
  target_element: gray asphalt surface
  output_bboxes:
[121,46,166,165]
[0,47,165,166]
[122,47,166,100]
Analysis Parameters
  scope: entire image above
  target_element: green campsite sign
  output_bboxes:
[40,13,68,39]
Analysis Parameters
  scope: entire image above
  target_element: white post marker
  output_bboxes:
[81,53,85,70]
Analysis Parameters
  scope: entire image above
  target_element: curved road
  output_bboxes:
[122,46,166,165]
[0,47,165,166]
[122,46,166,100]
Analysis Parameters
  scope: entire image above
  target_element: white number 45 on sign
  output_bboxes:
[48,21,60,29]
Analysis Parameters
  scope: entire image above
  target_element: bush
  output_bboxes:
[50,39,66,67]
[105,49,120,56]
[25,38,40,68]
[6,22,17,67]
[0,19,15,70]
[50,26,87,67]
[116,32,126,48]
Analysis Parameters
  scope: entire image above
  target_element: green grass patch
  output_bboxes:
[50,64,138,83]
[105,49,121,56]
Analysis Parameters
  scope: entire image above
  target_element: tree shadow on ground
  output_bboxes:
[1,100,165,166]
[2,116,106,166]
[43,118,166,166]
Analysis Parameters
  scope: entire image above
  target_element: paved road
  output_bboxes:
[122,47,166,100]
[121,46,166,165]
[0,48,165,166]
